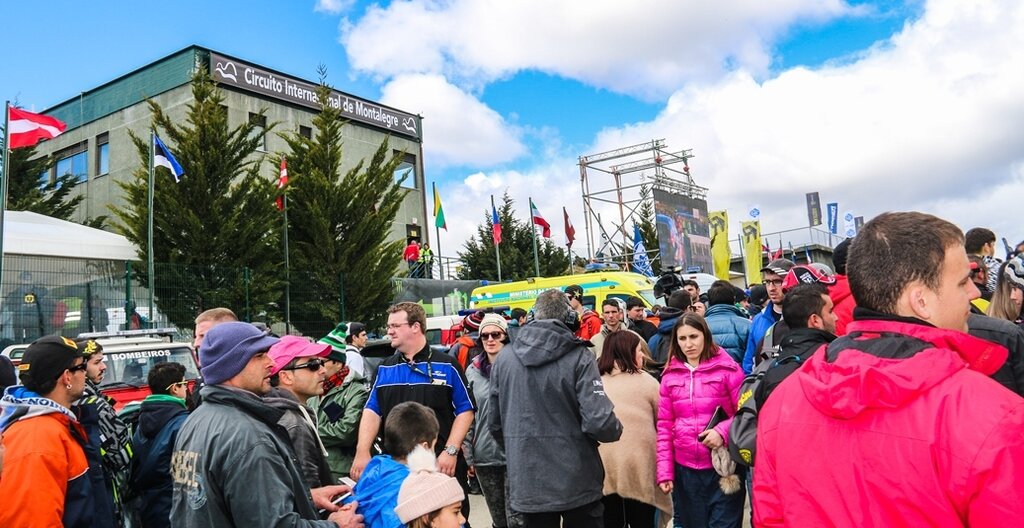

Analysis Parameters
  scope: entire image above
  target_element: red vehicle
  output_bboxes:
[3,328,201,411]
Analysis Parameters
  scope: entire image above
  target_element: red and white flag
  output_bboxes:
[530,198,551,238]
[563,207,575,247]
[7,107,67,149]
[275,158,288,211]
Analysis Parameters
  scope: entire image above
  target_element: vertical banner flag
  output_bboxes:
[709,210,730,280]
[275,158,288,211]
[491,199,502,245]
[854,216,865,232]
[741,220,762,285]
[806,192,822,227]
[632,224,654,277]
[530,199,551,237]
[433,183,446,230]
[7,107,67,149]
[154,135,185,182]
[563,207,575,247]
[843,211,857,238]
[826,203,839,234]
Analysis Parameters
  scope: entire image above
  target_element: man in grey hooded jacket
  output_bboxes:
[489,289,623,528]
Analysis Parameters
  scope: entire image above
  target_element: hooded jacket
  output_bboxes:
[0,386,94,528]
[264,387,334,489]
[127,394,189,528]
[743,302,781,374]
[754,327,836,409]
[754,316,1024,527]
[170,385,336,528]
[704,303,751,364]
[464,352,506,467]
[647,306,685,364]
[656,348,744,482]
[347,455,407,528]
[828,274,855,335]
[489,319,623,513]
[316,368,370,481]
[74,380,130,528]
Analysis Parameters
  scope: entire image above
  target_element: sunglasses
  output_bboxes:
[281,359,326,372]
[67,362,88,374]
[166,380,189,392]
[480,332,505,341]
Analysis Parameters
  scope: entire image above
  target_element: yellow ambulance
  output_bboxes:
[469,272,659,312]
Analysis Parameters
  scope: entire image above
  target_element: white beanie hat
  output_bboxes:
[394,446,465,523]
[478,313,508,334]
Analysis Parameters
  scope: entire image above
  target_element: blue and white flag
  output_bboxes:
[154,134,185,182]
[632,224,654,277]
[826,202,839,235]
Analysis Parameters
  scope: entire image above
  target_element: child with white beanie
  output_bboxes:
[395,445,466,528]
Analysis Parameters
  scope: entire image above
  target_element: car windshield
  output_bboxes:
[638,289,660,308]
[100,344,200,387]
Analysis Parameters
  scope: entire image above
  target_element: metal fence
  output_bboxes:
[0,255,349,346]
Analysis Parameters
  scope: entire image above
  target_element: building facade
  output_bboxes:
[31,45,429,248]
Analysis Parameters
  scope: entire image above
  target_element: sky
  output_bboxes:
[4,0,1023,263]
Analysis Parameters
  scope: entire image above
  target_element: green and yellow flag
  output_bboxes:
[709,211,730,280]
[741,220,762,285]
[433,182,446,230]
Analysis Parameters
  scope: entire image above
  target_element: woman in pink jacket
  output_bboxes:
[656,313,745,528]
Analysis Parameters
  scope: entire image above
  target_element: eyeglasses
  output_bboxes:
[67,362,88,374]
[764,279,785,287]
[386,322,412,330]
[281,359,326,372]
[166,380,189,391]
[480,332,505,341]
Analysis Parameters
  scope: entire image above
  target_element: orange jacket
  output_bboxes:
[0,410,93,527]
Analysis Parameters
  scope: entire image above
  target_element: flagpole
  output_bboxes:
[492,195,502,282]
[568,246,574,274]
[283,191,291,335]
[0,101,10,286]
[529,198,540,277]
[147,132,155,328]
[433,182,443,281]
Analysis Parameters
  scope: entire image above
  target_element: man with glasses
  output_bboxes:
[351,302,475,525]
[171,322,362,527]
[73,338,133,528]
[316,336,370,483]
[127,362,190,528]
[0,336,95,527]
[742,259,794,374]
[266,336,335,488]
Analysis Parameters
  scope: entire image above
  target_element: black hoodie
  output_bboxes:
[754,327,836,409]
[128,396,188,528]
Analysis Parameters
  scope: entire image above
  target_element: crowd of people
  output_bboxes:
[1,211,1023,527]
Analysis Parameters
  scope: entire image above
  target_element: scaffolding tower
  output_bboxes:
[578,139,707,264]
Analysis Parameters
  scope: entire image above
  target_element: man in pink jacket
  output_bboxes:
[755,212,1024,526]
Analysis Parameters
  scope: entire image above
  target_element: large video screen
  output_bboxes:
[653,189,713,273]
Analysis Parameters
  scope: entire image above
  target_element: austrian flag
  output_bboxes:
[7,107,67,149]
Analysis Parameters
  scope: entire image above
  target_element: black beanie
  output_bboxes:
[833,238,853,275]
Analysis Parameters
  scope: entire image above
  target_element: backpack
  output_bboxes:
[727,349,806,467]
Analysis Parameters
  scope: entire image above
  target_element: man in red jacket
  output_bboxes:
[754,212,1024,527]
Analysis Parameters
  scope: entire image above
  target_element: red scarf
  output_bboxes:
[322,366,350,392]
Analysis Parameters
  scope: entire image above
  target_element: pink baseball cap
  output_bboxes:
[269,336,331,375]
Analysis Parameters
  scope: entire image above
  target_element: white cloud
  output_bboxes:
[586,0,1024,246]
[314,0,353,15]
[379,74,526,167]
[340,0,856,98]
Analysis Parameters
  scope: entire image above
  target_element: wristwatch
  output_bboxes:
[443,444,459,456]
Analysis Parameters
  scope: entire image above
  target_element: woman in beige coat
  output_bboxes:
[597,330,673,527]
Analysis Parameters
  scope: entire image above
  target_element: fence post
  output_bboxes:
[338,272,346,322]
[124,261,133,330]
[243,267,251,323]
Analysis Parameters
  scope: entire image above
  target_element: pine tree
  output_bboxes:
[280,78,408,336]
[4,142,106,228]
[457,192,570,281]
[111,71,282,329]
[637,184,662,275]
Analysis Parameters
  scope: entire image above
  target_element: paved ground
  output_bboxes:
[467,492,753,528]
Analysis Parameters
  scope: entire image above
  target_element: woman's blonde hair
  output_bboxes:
[988,262,1024,322]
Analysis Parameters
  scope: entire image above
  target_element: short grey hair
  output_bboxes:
[533,289,571,320]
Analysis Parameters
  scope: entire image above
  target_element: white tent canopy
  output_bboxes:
[2,210,138,261]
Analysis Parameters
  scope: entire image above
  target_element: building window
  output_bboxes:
[38,170,50,189]
[55,143,88,185]
[249,112,267,152]
[393,152,417,189]
[97,133,110,176]
[299,125,312,140]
